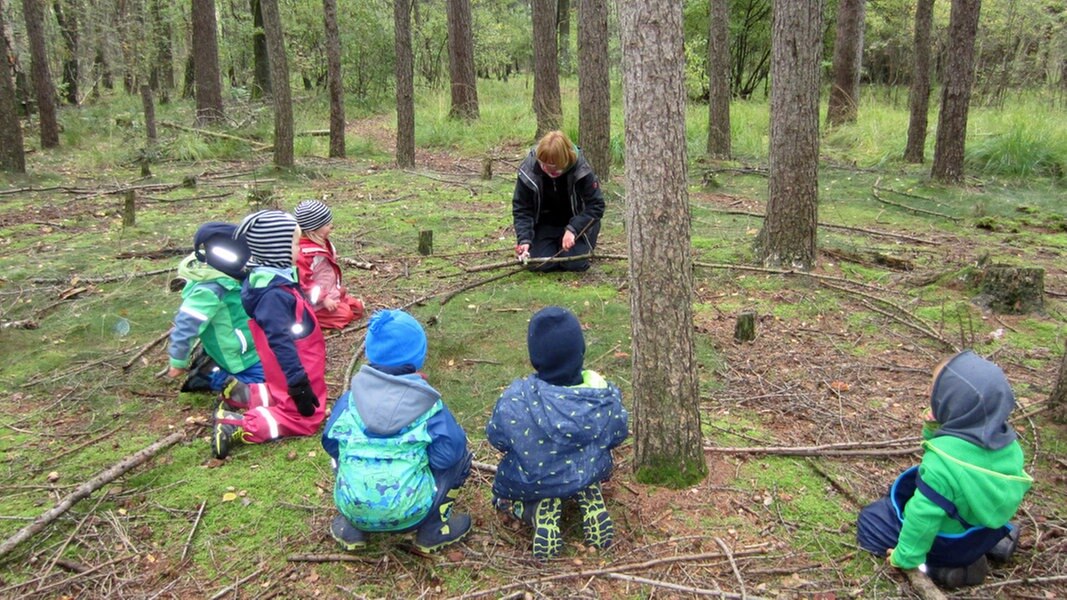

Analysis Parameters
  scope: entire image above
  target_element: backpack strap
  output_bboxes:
[915,471,973,529]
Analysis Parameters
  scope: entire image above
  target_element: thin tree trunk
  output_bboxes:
[0,0,26,172]
[706,0,731,158]
[250,0,271,99]
[931,0,982,183]
[141,84,157,144]
[22,0,60,148]
[150,0,174,97]
[446,0,479,120]
[904,0,934,163]
[532,0,562,138]
[322,0,345,157]
[259,0,293,167]
[53,0,79,105]
[191,0,225,124]
[826,0,866,126]
[620,0,706,488]
[577,0,609,178]
[755,0,823,270]
[394,0,415,167]
[1050,342,1067,424]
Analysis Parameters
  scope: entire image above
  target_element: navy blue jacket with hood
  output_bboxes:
[512,148,605,246]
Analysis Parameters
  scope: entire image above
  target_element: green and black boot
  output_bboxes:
[210,406,248,459]
[530,497,562,560]
[575,483,614,550]
[414,488,471,554]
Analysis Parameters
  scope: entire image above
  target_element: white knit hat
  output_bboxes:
[234,210,298,268]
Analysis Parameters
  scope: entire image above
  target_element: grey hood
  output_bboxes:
[930,350,1018,450]
[348,365,440,436]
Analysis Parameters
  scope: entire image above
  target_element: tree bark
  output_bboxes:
[141,84,157,144]
[904,0,934,163]
[394,0,415,167]
[0,0,26,172]
[620,0,706,488]
[931,0,982,183]
[191,0,225,124]
[755,0,823,270]
[706,0,731,158]
[22,0,60,148]
[250,0,271,99]
[558,0,571,74]
[532,0,562,138]
[577,0,610,178]
[446,0,479,120]
[322,0,345,157]
[826,0,866,126]
[149,0,174,98]
[52,0,79,105]
[260,0,294,167]
[1050,342,1067,424]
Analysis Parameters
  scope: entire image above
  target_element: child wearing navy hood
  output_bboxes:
[858,350,1033,588]
[322,309,472,554]
[487,306,629,559]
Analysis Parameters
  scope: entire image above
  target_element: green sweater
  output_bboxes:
[890,435,1032,569]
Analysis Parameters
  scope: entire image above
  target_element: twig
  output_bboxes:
[0,553,132,595]
[0,431,186,560]
[604,573,763,599]
[703,442,919,457]
[287,553,377,563]
[374,193,416,204]
[713,537,747,599]
[38,494,107,587]
[181,500,207,562]
[903,568,949,600]
[207,567,264,600]
[122,329,172,370]
[464,253,594,273]
[160,120,272,150]
[871,178,961,222]
[41,424,124,467]
[440,267,527,305]
[805,458,865,507]
[697,206,941,245]
[472,461,498,474]
[971,574,1067,591]
[30,267,175,286]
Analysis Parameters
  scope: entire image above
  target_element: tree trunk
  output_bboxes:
[394,0,415,167]
[904,0,934,163]
[191,0,225,124]
[446,0,479,120]
[22,0,60,148]
[706,0,731,158]
[250,0,271,99]
[150,0,174,96]
[532,0,562,138]
[1050,342,1067,424]
[181,51,194,99]
[620,0,706,488]
[322,0,345,157]
[558,0,571,74]
[116,0,137,94]
[259,0,293,167]
[931,0,982,183]
[755,0,823,270]
[826,0,866,126]
[141,84,157,144]
[577,0,610,178]
[0,0,26,172]
[53,0,79,105]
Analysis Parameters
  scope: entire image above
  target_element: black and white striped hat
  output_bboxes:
[234,210,299,268]
[294,200,333,232]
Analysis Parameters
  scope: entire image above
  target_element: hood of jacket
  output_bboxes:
[930,350,1017,450]
[512,372,619,448]
[240,267,296,315]
[348,365,441,436]
[177,253,238,288]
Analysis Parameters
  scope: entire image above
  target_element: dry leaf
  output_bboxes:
[47,471,60,482]
[829,380,850,392]
[222,492,237,502]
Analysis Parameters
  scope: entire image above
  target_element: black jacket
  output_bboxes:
[512,148,605,245]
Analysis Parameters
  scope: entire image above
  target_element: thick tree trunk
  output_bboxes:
[250,0,271,99]
[22,0,60,148]
[322,0,345,157]
[532,0,562,138]
[931,0,982,183]
[446,0,479,120]
[0,0,26,172]
[558,0,571,74]
[394,0,415,167]
[826,0,866,126]
[577,0,610,178]
[1050,343,1067,424]
[191,0,225,124]
[259,0,293,167]
[706,0,731,158]
[53,0,79,105]
[904,0,934,163]
[755,0,823,270]
[620,0,706,488]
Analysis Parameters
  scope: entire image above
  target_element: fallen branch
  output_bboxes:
[160,120,271,150]
[903,568,949,600]
[122,329,172,370]
[207,567,264,600]
[464,253,594,273]
[7,553,134,596]
[472,461,498,474]
[713,537,747,599]
[697,206,941,245]
[703,444,919,457]
[972,574,1067,591]
[872,178,961,222]
[855,297,957,351]
[805,458,866,508]
[181,500,207,562]
[0,430,186,560]
[41,424,124,467]
[605,572,762,599]
[30,267,175,286]
[287,553,377,564]
[440,267,527,305]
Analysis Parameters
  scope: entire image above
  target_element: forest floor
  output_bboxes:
[0,114,1066,599]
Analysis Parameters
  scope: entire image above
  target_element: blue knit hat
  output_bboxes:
[528,306,585,386]
[365,310,427,370]
[193,222,249,279]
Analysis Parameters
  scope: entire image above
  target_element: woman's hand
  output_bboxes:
[561,230,576,251]
[515,244,530,261]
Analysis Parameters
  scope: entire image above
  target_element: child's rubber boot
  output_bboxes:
[218,378,250,410]
[210,407,248,459]
[330,514,367,551]
[531,497,562,560]
[575,483,614,550]
[927,555,990,589]
[414,489,471,554]
[986,525,1021,563]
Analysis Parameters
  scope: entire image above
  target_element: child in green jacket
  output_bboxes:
[857,350,1033,588]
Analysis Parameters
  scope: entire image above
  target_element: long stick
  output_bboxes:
[871,178,960,222]
[0,430,185,560]
[697,205,941,245]
[207,567,264,600]
[160,120,272,150]
[713,537,747,599]
[440,267,527,305]
[703,445,919,457]
[122,329,173,370]
[604,573,765,599]
[181,500,207,562]
[903,568,949,600]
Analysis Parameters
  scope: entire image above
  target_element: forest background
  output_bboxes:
[0,0,1066,598]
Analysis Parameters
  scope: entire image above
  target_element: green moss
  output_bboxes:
[633,455,707,488]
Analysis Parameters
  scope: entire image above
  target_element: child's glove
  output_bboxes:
[288,379,319,417]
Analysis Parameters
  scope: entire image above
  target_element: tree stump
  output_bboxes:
[481,157,493,180]
[975,264,1045,314]
[734,310,757,342]
[122,190,136,227]
[1050,341,1067,424]
[418,230,433,256]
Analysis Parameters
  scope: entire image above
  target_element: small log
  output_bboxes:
[975,264,1045,314]
[734,310,757,342]
[122,190,136,227]
[418,230,433,256]
[904,568,949,600]
[481,157,492,180]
